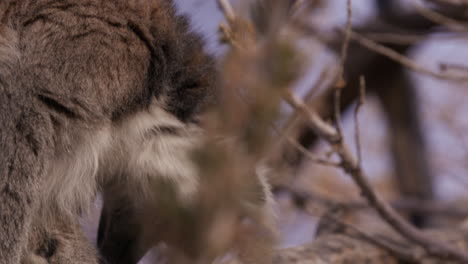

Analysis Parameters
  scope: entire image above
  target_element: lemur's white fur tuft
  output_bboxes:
[43,100,202,216]
[113,103,202,203]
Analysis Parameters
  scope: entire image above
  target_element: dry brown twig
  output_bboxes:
[272,126,341,167]
[276,68,334,138]
[440,62,468,72]
[217,0,468,263]
[427,0,468,6]
[412,0,468,32]
[362,32,427,45]
[291,17,468,83]
[333,0,351,143]
[353,76,365,167]
[343,29,468,83]
[267,68,341,168]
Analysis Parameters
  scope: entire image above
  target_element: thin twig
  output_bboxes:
[363,32,427,45]
[283,91,340,143]
[291,15,468,83]
[337,0,352,84]
[440,62,468,72]
[277,128,341,167]
[354,76,365,167]
[267,69,340,169]
[293,17,468,82]
[412,0,468,32]
[426,0,468,6]
[342,28,468,83]
[277,68,335,140]
[334,88,343,142]
[217,0,236,22]
[334,0,352,138]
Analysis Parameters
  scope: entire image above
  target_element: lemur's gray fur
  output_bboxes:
[0,1,274,263]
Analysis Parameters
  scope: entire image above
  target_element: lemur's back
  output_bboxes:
[3,0,213,121]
